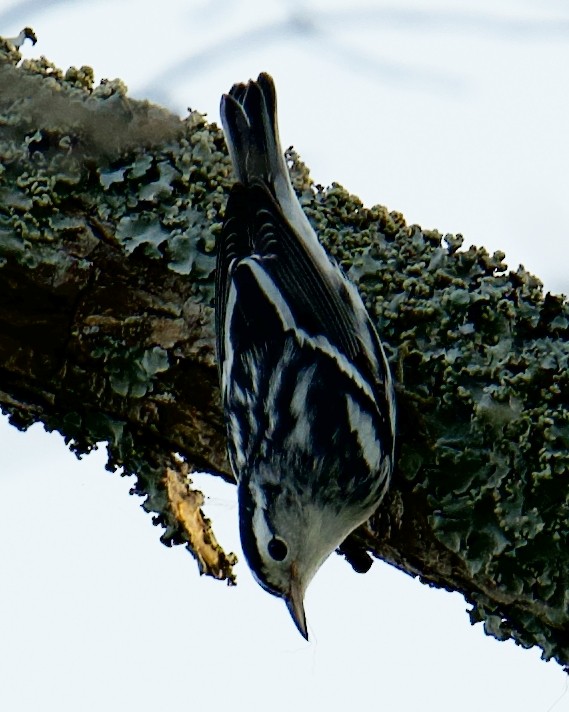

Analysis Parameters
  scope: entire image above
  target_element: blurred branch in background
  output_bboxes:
[0,0,66,28]
[0,29,568,669]
[3,0,569,109]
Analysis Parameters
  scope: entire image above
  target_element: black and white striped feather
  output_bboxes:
[215,73,396,639]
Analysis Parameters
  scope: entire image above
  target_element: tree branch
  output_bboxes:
[1,37,567,667]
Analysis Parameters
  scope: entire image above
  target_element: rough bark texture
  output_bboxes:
[0,38,568,667]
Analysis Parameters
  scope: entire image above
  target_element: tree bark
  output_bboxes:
[1,39,568,667]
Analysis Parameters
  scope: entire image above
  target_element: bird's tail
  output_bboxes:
[220,73,318,251]
[220,72,289,193]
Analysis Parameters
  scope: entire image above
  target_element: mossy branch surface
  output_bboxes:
[0,38,567,666]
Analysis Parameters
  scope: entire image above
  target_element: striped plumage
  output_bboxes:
[216,73,395,639]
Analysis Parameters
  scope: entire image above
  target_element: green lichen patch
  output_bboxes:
[299,176,569,665]
[0,42,233,581]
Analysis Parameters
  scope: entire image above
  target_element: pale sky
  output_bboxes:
[0,1,568,710]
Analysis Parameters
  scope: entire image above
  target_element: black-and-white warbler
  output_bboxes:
[216,73,396,639]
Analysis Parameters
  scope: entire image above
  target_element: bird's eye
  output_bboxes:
[267,537,288,561]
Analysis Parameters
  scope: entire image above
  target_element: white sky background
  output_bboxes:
[0,0,568,710]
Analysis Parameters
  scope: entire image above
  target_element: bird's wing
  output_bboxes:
[216,182,388,397]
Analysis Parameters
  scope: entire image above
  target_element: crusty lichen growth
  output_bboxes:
[0,36,235,579]
[0,36,567,665]
[300,178,569,665]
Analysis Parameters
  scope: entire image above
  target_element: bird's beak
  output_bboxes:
[285,562,308,640]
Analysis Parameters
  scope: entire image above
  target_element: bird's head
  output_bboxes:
[238,464,368,639]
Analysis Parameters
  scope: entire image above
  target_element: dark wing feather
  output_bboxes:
[247,182,362,357]
[216,181,368,373]
[215,184,250,377]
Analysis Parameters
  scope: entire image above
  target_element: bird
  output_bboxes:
[6,27,37,50]
[215,73,396,639]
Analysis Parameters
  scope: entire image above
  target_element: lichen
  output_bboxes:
[305,177,569,665]
[0,38,234,582]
